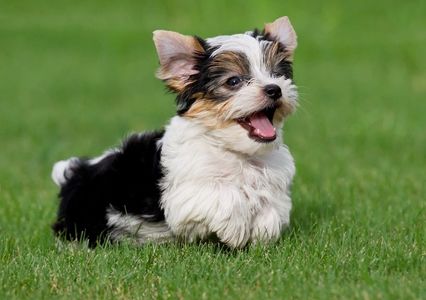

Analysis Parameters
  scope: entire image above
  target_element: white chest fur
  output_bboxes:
[159,116,295,248]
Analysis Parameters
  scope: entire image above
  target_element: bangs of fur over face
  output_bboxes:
[180,44,293,121]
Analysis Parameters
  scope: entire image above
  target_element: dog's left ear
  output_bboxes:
[264,16,297,54]
[153,30,204,91]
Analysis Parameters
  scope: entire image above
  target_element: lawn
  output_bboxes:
[0,0,425,299]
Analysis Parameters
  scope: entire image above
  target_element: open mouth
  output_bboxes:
[237,106,277,143]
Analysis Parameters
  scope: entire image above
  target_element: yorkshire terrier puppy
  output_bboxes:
[51,16,298,248]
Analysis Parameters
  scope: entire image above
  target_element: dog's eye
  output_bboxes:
[226,76,243,87]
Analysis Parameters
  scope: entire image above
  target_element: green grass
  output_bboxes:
[0,0,425,299]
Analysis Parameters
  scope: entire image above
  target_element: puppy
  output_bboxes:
[51,16,298,249]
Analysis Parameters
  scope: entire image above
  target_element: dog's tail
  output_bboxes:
[51,157,79,186]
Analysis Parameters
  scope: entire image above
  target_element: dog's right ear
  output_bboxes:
[264,16,297,57]
[153,30,204,92]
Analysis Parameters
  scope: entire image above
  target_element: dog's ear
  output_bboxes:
[153,30,204,91]
[264,16,297,54]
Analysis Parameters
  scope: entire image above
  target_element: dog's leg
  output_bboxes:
[106,208,174,244]
[163,183,252,248]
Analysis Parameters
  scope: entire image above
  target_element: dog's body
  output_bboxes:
[52,16,298,248]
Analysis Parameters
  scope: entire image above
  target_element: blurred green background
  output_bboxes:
[0,0,425,299]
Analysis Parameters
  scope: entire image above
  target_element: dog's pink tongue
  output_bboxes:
[248,112,276,140]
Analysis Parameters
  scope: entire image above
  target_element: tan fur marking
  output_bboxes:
[273,101,294,125]
[184,99,234,129]
[209,51,250,77]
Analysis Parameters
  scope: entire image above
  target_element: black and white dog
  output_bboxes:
[52,16,298,249]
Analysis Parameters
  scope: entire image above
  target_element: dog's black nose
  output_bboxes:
[264,84,282,101]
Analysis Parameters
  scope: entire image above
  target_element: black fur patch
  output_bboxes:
[276,60,293,79]
[250,28,275,42]
[52,131,165,247]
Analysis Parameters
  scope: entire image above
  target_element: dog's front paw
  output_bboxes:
[214,221,251,249]
[250,208,284,243]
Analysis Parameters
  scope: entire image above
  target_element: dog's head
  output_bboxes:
[153,16,298,155]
